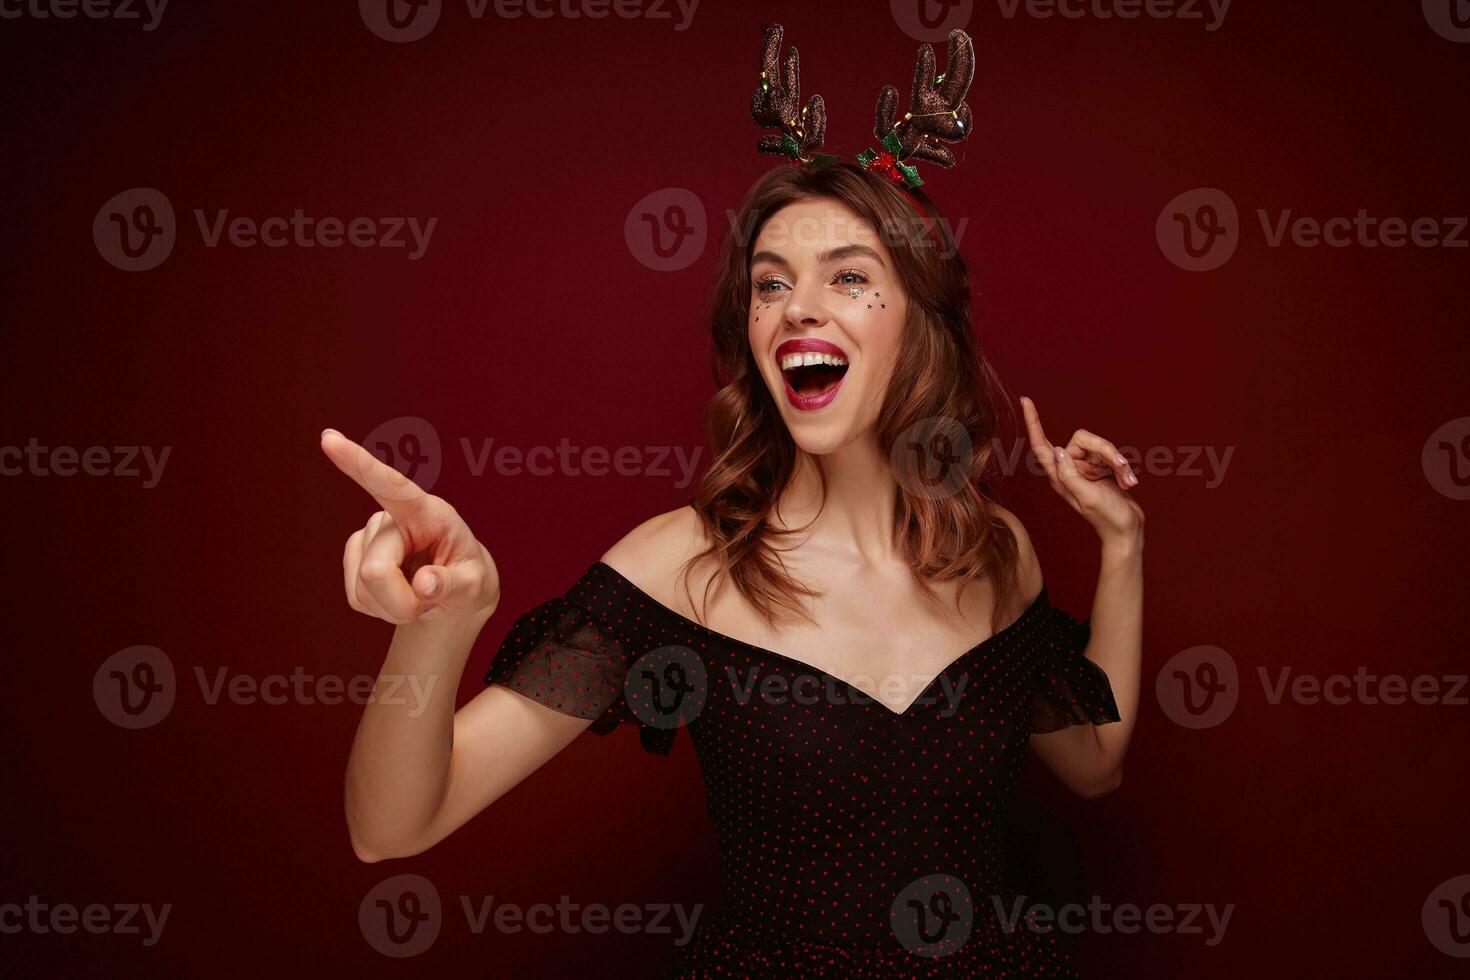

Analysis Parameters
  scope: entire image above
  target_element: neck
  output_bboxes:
[775,432,900,564]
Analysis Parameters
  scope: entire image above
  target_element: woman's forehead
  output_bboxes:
[753,199,887,261]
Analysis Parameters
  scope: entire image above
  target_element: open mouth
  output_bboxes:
[776,340,849,410]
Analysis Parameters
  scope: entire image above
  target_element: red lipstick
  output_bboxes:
[775,338,849,411]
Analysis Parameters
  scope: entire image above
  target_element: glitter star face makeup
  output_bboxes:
[748,198,906,454]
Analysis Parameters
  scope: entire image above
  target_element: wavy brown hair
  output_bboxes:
[684,161,1020,633]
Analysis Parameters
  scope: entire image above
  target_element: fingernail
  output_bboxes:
[1127,471,1139,485]
[1054,446,1066,461]
[422,575,439,597]
[322,428,340,439]
[1115,453,1128,466]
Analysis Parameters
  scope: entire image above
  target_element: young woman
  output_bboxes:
[323,26,1141,978]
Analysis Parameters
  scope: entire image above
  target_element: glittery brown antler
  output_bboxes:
[873,28,975,169]
[751,24,827,163]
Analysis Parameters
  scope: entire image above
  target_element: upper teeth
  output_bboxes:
[781,351,848,370]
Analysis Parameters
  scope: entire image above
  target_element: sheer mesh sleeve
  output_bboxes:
[483,593,677,755]
[1028,605,1122,734]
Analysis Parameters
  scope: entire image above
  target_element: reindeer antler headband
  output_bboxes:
[750,23,975,198]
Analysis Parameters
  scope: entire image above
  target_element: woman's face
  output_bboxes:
[748,197,908,456]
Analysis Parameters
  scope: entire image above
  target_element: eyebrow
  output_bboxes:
[749,243,887,270]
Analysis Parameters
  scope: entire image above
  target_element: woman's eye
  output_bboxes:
[755,278,788,296]
[835,269,870,286]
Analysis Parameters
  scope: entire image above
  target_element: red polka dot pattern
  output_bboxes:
[485,561,1122,976]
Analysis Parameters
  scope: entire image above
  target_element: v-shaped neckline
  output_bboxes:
[591,560,1050,719]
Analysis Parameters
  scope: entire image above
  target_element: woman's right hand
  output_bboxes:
[321,428,500,625]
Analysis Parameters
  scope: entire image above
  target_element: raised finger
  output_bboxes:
[1019,396,1060,483]
[321,428,429,521]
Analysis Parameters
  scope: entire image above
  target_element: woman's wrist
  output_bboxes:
[1099,528,1144,567]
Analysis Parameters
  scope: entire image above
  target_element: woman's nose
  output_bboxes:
[782,281,828,328]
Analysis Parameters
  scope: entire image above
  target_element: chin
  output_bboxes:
[784,422,857,457]
[769,384,872,457]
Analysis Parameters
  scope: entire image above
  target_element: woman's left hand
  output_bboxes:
[1020,396,1144,550]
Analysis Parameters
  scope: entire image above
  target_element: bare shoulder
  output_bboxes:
[991,502,1044,606]
[599,505,713,610]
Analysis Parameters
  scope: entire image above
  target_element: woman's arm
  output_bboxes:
[343,613,596,862]
[1018,398,1144,798]
[322,430,596,862]
[1029,539,1142,797]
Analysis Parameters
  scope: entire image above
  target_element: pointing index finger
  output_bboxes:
[320,428,429,519]
[1019,396,1058,479]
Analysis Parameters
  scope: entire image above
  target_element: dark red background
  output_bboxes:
[2,1,1467,976]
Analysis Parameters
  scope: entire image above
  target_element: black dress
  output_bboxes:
[484,561,1121,978]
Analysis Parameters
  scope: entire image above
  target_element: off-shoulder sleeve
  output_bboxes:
[1028,605,1122,734]
[483,586,678,756]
